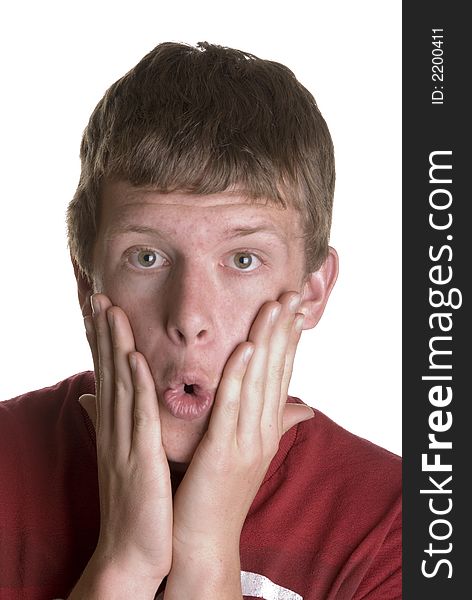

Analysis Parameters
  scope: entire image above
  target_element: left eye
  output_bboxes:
[128,249,167,269]
[230,252,262,272]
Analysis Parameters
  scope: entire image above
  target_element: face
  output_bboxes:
[92,180,309,465]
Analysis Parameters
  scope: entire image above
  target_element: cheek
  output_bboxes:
[99,260,157,306]
[218,295,254,338]
[99,274,162,335]
[217,282,277,340]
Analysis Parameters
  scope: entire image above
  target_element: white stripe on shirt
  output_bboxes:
[240,570,303,599]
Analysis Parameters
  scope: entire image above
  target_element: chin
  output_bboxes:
[164,441,200,469]
[161,415,209,466]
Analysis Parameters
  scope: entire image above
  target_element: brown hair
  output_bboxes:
[67,41,335,282]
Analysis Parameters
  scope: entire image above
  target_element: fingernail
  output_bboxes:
[270,305,282,324]
[83,316,93,337]
[294,313,305,333]
[301,408,315,422]
[243,345,254,363]
[91,294,100,315]
[289,294,301,312]
[128,353,137,372]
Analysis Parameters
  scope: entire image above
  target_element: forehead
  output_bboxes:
[99,180,304,242]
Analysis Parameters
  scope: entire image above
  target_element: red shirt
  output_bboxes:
[0,372,401,599]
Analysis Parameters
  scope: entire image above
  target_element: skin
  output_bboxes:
[70,180,338,598]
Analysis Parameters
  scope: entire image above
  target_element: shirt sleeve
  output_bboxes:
[353,507,402,600]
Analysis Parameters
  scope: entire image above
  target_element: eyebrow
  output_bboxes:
[106,223,287,243]
[223,224,286,241]
[106,224,162,238]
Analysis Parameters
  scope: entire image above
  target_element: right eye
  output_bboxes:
[127,248,168,270]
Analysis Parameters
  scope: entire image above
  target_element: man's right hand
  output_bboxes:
[69,293,172,599]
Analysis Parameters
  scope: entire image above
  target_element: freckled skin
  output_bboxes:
[92,180,309,464]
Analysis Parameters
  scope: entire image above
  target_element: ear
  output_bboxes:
[299,246,339,330]
[71,256,94,318]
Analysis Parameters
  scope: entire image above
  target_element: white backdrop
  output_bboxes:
[0,1,401,455]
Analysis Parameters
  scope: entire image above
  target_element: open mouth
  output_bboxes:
[162,380,214,421]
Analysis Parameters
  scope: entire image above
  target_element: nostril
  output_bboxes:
[174,329,206,343]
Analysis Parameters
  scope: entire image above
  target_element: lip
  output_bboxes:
[161,373,215,421]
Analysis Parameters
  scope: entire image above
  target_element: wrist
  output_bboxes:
[68,552,163,599]
[164,541,242,599]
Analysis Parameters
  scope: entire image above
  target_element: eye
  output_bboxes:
[127,248,168,270]
[231,252,262,272]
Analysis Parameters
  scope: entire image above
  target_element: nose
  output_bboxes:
[165,266,214,346]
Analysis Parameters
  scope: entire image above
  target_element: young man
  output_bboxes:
[0,42,401,599]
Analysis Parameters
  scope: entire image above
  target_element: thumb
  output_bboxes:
[78,393,97,430]
[282,403,314,435]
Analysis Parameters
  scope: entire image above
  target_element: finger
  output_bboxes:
[207,342,254,443]
[84,315,100,431]
[261,293,300,434]
[84,315,99,384]
[282,402,314,435]
[237,302,280,436]
[91,293,114,444]
[107,306,137,454]
[129,352,165,461]
[278,312,305,430]
[78,393,97,429]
